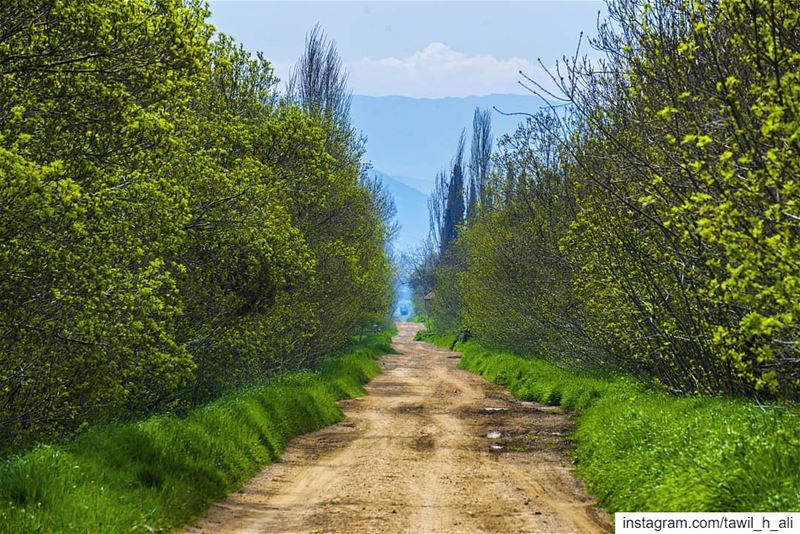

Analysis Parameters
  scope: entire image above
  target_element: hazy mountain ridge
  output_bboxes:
[352,93,538,186]
[370,170,429,254]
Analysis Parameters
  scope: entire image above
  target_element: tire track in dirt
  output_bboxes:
[187,323,610,533]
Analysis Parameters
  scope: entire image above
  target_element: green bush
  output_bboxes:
[0,331,392,533]
[451,339,800,512]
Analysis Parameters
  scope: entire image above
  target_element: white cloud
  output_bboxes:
[345,42,553,98]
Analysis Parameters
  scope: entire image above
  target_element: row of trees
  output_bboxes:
[409,109,492,331]
[0,2,393,451]
[414,0,800,400]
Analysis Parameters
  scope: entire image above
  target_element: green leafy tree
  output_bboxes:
[0,3,394,451]
[0,0,210,446]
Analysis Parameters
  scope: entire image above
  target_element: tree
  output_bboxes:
[0,0,211,447]
[441,131,466,256]
[468,107,493,215]
[287,24,352,132]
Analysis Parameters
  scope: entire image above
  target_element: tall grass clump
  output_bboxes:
[0,330,393,533]
[437,336,800,512]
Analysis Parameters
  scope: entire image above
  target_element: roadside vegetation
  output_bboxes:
[413,0,800,400]
[0,330,393,533]
[0,2,394,453]
[413,0,800,407]
[411,0,800,513]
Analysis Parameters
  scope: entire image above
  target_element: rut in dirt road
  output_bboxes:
[188,323,610,533]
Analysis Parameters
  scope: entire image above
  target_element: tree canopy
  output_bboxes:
[0,0,393,451]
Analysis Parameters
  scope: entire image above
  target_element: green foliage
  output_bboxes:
[412,133,471,335]
[0,1,393,450]
[0,331,392,533]
[454,339,800,512]
[557,0,800,396]
[413,330,453,346]
[459,114,599,365]
[428,245,466,334]
[426,0,800,399]
[1,0,209,448]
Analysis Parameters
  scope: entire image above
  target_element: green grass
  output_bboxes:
[410,314,429,326]
[413,329,450,345]
[0,330,395,533]
[425,334,800,512]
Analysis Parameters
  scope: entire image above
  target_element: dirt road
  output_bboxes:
[188,323,609,533]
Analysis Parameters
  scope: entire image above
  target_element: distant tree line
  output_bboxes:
[413,0,800,400]
[0,2,393,451]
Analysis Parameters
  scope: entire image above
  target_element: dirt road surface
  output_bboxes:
[188,323,609,533]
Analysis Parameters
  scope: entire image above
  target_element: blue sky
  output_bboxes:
[208,1,606,98]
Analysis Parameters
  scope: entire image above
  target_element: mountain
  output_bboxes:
[351,94,540,191]
[387,175,434,196]
[371,170,429,254]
